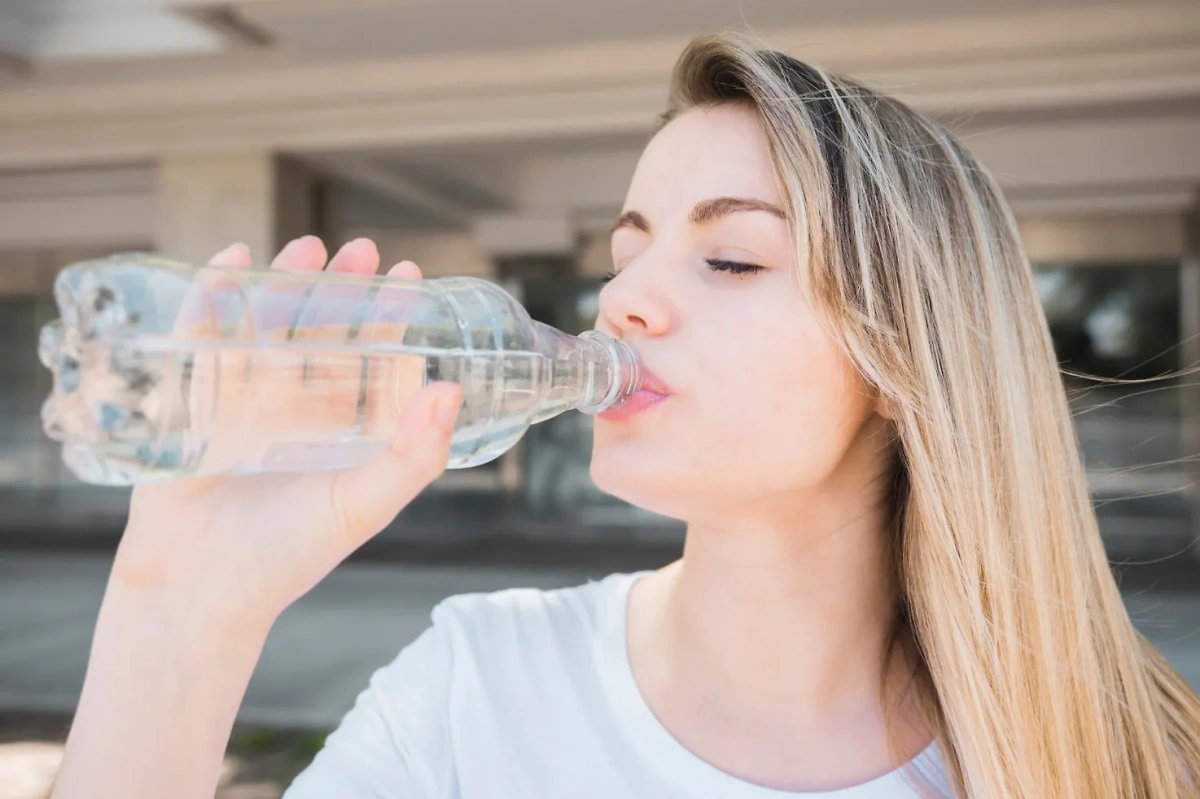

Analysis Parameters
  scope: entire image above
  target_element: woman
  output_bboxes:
[51,33,1200,798]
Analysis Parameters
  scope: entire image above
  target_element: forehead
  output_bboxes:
[626,104,783,208]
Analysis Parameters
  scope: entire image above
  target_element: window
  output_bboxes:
[1034,262,1190,513]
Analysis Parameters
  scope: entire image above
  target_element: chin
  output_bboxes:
[588,446,694,521]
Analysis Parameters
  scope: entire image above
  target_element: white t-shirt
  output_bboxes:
[284,571,948,798]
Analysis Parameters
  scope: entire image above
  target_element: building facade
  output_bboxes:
[1,0,1198,555]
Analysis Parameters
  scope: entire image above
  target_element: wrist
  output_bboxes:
[101,566,275,651]
[110,518,284,637]
[54,560,270,799]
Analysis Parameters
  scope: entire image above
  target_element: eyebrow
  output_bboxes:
[610,196,786,234]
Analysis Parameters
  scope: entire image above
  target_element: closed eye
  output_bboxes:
[601,258,765,283]
[705,258,764,276]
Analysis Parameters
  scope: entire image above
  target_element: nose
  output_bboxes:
[596,266,674,340]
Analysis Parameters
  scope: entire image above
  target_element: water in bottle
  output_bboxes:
[38,254,641,485]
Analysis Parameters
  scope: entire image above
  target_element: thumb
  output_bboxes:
[328,382,463,547]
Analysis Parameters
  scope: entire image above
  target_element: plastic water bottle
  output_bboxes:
[38,254,641,485]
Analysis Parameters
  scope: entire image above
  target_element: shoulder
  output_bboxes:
[430,571,633,656]
[285,573,638,799]
[421,571,639,709]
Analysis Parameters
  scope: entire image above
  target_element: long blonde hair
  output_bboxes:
[663,33,1200,798]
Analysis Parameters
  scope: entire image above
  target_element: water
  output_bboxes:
[44,338,587,484]
[40,258,638,485]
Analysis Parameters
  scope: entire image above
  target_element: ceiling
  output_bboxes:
[1,0,1197,237]
[0,0,223,63]
[0,0,1154,65]
[232,0,1104,62]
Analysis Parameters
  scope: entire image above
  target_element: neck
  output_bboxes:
[636,416,918,727]
[669,495,899,711]
[623,420,934,787]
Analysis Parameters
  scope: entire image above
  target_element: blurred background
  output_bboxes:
[0,0,1199,796]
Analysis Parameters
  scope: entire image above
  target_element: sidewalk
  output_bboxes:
[0,552,611,728]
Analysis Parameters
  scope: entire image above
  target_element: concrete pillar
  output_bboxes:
[577,232,613,280]
[155,151,326,266]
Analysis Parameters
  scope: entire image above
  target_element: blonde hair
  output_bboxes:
[663,33,1200,798]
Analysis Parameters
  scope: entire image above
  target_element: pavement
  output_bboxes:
[0,552,612,728]
[3,552,1200,729]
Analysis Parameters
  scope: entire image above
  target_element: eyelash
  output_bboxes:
[601,259,764,283]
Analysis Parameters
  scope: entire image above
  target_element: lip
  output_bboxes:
[598,366,671,422]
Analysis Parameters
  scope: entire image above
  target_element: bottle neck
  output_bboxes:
[532,322,641,416]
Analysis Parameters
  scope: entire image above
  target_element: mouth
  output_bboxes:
[598,366,671,422]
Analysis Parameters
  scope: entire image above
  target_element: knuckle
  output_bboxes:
[407,439,451,485]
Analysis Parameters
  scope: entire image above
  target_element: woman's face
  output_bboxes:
[591,103,885,522]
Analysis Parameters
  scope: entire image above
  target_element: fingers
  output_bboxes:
[207,242,253,269]
[182,242,254,334]
[211,237,396,275]
[270,235,328,272]
[327,238,381,276]
[326,382,463,548]
[356,258,424,442]
[267,235,385,279]
[385,260,423,280]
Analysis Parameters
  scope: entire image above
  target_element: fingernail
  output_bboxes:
[276,238,304,256]
[211,242,248,262]
[432,394,461,429]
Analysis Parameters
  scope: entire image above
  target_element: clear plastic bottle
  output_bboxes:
[38,254,641,485]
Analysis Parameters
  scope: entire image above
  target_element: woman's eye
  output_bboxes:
[603,259,765,283]
[706,258,764,276]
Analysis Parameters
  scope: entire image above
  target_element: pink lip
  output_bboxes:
[598,366,671,422]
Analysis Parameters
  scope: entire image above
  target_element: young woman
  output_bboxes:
[51,33,1200,798]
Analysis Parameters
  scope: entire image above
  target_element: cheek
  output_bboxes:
[691,327,868,492]
[590,321,873,511]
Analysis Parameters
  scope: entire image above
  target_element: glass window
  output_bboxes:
[516,276,680,537]
[1034,262,1188,517]
[0,295,61,489]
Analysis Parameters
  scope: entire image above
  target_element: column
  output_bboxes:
[155,151,327,265]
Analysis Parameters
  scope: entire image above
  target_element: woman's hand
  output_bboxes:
[51,236,459,799]
[113,235,462,630]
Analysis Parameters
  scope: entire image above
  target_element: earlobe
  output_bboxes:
[876,395,899,421]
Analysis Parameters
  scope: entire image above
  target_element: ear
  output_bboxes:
[875,394,900,421]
